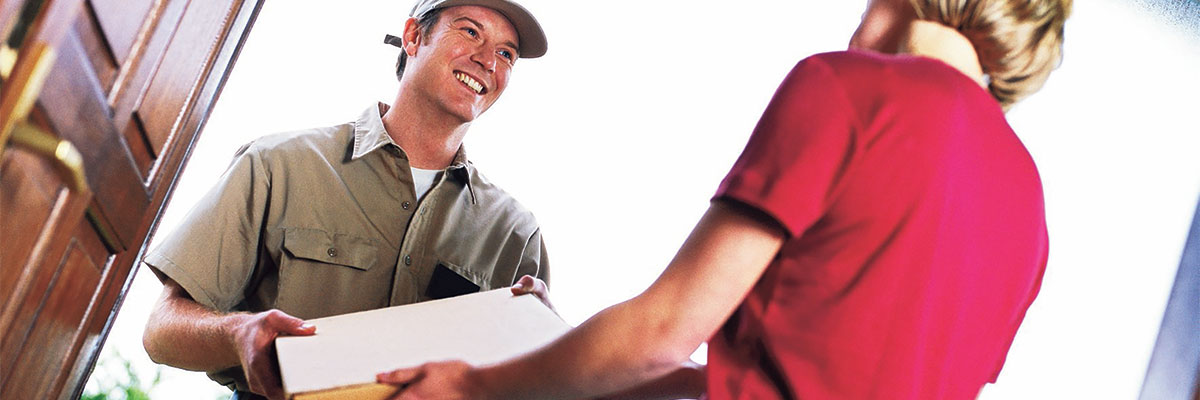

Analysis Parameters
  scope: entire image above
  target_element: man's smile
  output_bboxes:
[454,71,487,95]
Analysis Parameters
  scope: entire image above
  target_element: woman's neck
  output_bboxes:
[899,20,986,86]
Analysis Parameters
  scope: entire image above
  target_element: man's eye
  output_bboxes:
[499,50,514,61]
[462,27,478,38]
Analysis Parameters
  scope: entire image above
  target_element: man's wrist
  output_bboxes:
[219,312,253,361]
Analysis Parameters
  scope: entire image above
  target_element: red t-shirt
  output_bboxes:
[708,51,1048,400]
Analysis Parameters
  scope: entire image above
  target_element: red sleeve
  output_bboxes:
[715,56,860,237]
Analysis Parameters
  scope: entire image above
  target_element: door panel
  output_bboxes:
[85,0,155,66]
[105,0,190,160]
[0,150,58,289]
[74,8,119,95]
[122,112,156,178]
[42,24,149,250]
[3,223,110,398]
[138,0,238,157]
[0,166,86,380]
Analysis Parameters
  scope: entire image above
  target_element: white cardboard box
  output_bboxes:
[275,289,570,399]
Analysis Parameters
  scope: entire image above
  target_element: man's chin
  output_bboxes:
[455,105,491,123]
[452,111,479,124]
[438,104,482,125]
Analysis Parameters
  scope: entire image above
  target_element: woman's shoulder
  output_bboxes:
[798,50,961,82]
[795,50,993,109]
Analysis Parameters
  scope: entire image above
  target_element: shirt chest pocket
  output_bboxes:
[282,228,379,271]
[426,259,485,300]
[277,228,389,318]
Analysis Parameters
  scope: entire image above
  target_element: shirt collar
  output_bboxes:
[351,102,478,204]
[351,102,397,160]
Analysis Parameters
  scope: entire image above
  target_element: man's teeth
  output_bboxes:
[455,72,484,94]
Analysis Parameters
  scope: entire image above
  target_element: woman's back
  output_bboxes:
[708,50,1048,400]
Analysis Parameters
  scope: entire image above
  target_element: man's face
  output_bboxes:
[402,6,520,123]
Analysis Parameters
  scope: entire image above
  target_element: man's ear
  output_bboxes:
[402,17,422,56]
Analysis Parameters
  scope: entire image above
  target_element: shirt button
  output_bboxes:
[402,201,411,210]
[327,248,338,258]
[404,255,412,266]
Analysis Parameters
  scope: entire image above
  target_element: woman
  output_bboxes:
[378,0,1071,398]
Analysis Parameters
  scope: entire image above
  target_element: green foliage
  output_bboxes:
[80,349,161,400]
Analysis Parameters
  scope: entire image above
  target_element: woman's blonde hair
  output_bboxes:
[908,0,1071,109]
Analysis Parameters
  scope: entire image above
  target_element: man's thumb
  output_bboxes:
[269,311,316,335]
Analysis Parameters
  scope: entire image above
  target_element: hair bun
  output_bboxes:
[909,0,1072,110]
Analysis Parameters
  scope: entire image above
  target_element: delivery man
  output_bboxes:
[141,1,550,399]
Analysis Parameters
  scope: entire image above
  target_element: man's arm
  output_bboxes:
[143,277,315,400]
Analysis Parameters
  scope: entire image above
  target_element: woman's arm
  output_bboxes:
[593,362,706,400]
[378,199,785,400]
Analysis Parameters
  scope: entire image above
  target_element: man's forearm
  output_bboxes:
[142,280,245,371]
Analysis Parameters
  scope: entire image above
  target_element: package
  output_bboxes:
[276,289,570,399]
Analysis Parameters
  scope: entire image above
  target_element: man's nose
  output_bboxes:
[471,47,496,73]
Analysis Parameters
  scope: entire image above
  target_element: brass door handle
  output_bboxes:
[1,41,87,192]
[0,42,55,147]
[7,121,87,192]
[0,44,17,79]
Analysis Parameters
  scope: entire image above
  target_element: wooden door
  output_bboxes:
[0,0,263,398]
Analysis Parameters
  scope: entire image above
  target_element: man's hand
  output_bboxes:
[510,274,554,312]
[377,360,482,400]
[228,309,316,400]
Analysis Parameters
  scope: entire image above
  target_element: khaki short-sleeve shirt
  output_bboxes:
[143,103,548,390]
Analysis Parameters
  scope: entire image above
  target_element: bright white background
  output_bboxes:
[90,0,1200,399]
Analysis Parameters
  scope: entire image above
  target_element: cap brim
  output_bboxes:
[422,0,547,58]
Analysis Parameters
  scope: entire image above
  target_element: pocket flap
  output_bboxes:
[283,228,378,271]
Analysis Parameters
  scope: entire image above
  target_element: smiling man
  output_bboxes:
[139,1,550,399]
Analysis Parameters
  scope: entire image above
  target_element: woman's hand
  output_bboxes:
[377,360,484,400]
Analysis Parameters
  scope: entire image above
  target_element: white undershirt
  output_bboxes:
[410,167,441,202]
